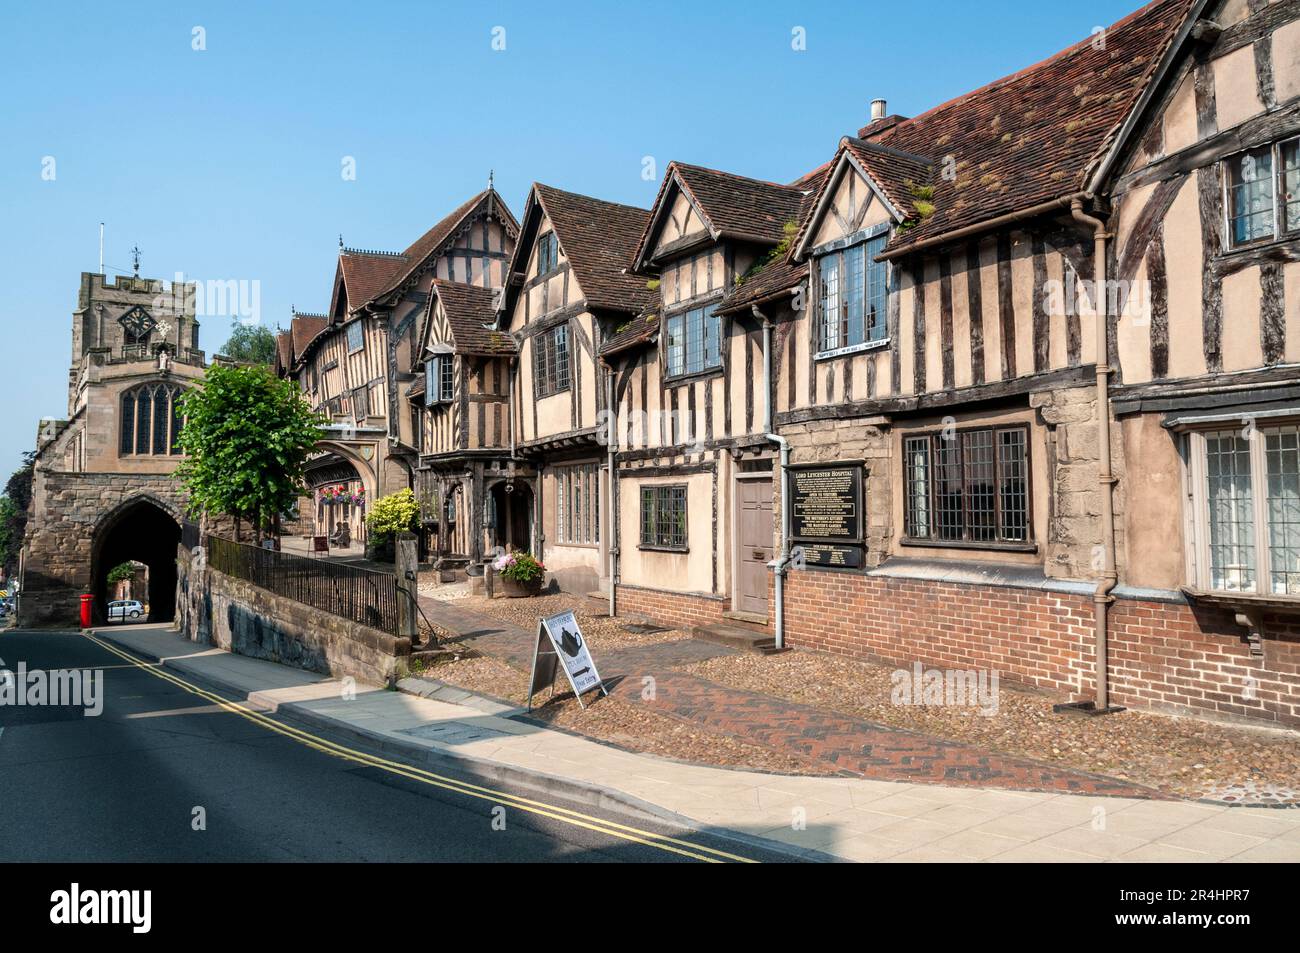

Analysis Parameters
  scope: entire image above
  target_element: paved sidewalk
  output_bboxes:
[419,595,1160,798]
[97,623,1300,862]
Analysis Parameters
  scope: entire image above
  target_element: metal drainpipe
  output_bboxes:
[508,357,517,459]
[755,305,790,651]
[1071,198,1118,712]
[604,361,618,619]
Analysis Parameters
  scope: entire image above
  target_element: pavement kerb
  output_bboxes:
[92,628,838,864]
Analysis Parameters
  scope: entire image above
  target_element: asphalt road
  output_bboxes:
[0,628,795,863]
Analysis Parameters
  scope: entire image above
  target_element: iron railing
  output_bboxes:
[206,535,399,633]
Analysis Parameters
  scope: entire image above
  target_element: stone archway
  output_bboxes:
[89,495,182,624]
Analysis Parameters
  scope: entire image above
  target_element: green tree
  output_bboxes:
[0,450,34,577]
[220,322,279,365]
[176,364,324,541]
[106,562,135,585]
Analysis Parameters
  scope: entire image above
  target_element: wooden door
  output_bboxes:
[736,477,774,615]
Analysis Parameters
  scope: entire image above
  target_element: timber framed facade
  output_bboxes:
[272,0,1300,730]
[278,188,519,549]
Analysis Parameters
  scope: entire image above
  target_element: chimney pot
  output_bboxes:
[870,98,887,121]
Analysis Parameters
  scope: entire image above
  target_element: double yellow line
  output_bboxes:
[83,632,758,864]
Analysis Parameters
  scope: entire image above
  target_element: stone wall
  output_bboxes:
[779,416,892,568]
[19,470,188,627]
[1030,384,1128,582]
[175,545,411,686]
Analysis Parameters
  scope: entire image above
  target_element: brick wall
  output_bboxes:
[781,568,1300,729]
[615,583,733,632]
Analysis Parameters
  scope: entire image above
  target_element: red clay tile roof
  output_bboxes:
[335,250,408,315]
[275,330,293,372]
[289,314,327,361]
[717,166,829,316]
[864,0,1192,255]
[532,183,655,315]
[371,189,519,304]
[634,162,811,268]
[843,138,935,221]
[599,308,661,358]
[432,280,516,355]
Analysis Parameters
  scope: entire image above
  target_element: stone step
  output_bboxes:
[583,591,611,617]
[720,610,771,635]
[691,623,779,655]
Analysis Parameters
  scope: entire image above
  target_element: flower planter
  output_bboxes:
[499,575,542,598]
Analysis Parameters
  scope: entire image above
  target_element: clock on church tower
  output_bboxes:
[118,305,157,344]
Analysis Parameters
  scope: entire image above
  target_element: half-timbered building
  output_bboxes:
[411,280,518,571]
[498,183,654,595]
[720,0,1300,728]
[601,162,824,637]
[280,188,518,544]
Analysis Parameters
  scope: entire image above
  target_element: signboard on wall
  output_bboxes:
[789,464,865,568]
[797,543,864,569]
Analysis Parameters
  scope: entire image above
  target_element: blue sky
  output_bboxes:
[0,0,1147,479]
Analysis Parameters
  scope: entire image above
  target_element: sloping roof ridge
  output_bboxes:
[341,247,407,259]
[868,0,1169,138]
[671,159,800,191]
[843,136,933,166]
[534,181,651,216]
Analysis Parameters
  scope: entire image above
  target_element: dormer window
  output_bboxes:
[537,232,560,276]
[665,304,721,378]
[815,233,888,356]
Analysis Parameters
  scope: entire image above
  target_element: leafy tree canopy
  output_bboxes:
[0,450,34,576]
[107,562,136,584]
[220,323,279,366]
[176,364,324,535]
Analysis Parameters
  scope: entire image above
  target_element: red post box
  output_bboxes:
[79,593,94,629]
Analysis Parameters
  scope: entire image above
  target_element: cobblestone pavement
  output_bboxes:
[417,594,1165,799]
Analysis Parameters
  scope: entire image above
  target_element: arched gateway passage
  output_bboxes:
[90,497,181,624]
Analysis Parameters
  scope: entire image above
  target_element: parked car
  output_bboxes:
[107,600,144,622]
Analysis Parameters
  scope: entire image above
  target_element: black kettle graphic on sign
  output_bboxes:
[560,627,583,658]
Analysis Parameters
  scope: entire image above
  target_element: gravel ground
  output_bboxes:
[415,591,1300,802]
[454,593,685,652]
[684,650,1300,803]
[418,654,822,776]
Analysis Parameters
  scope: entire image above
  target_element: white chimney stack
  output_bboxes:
[870,99,887,121]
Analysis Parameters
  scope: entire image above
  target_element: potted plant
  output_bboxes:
[493,551,546,597]
[364,488,419,562]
